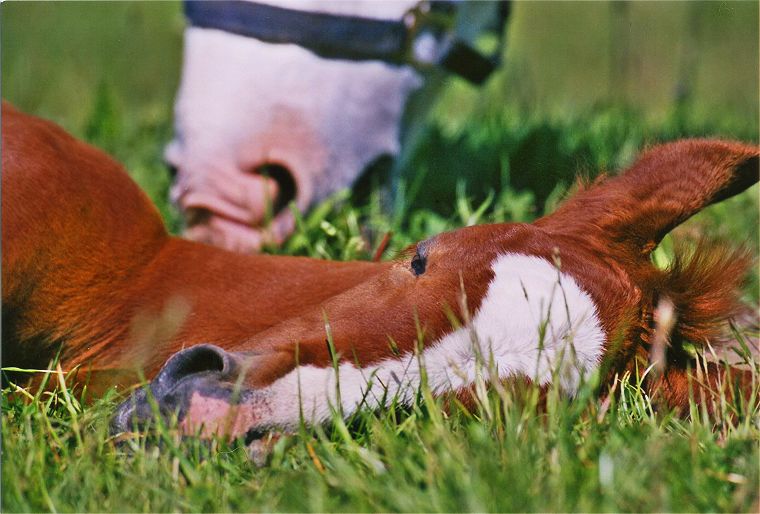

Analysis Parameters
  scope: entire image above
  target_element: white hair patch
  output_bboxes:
[247,254,606,428]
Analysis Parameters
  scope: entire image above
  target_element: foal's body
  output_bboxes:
[2,102,757,438]
[3,102,384,378]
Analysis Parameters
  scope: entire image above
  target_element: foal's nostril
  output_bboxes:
[167,345,225,377]
[252,163,297,214]
[152,344,234,396]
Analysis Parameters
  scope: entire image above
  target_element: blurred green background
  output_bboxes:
[4,2,757,130]
[2,1,758,227]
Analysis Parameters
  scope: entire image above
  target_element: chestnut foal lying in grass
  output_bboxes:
[2,101,757,442]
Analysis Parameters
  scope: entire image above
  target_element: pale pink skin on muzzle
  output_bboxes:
[179,393,256,440]
[166,1,422,253]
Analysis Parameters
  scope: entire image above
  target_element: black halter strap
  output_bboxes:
[184,1,507,85]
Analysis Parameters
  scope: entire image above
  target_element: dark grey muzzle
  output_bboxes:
[110,344,242,434]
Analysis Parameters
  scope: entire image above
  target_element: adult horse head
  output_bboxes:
[165,0,506,252]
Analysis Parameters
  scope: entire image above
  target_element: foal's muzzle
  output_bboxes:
[111,344,245,435]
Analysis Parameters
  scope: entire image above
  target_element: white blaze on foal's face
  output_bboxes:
[217,254,607,432]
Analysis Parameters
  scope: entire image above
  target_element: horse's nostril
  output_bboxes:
[171,345,225,376]
[252,163,297,214]
[165,163,178,180]
[153,344,233,395]
[184,206,213,227]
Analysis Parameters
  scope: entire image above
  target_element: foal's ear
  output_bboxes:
[707,144,759,205]
[538,139,759,256]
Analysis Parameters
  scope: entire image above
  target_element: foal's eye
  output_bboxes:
[411,252,427,276]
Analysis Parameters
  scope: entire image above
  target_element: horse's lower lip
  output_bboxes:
[179,191,255,223]
[184,214,263,251]
[111,374,258,441]
[178,390,257,439]
[111,382,277,465]
[110,343,263,438]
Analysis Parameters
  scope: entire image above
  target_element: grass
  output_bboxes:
[3,345,759,512]
[2,1,759,512]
